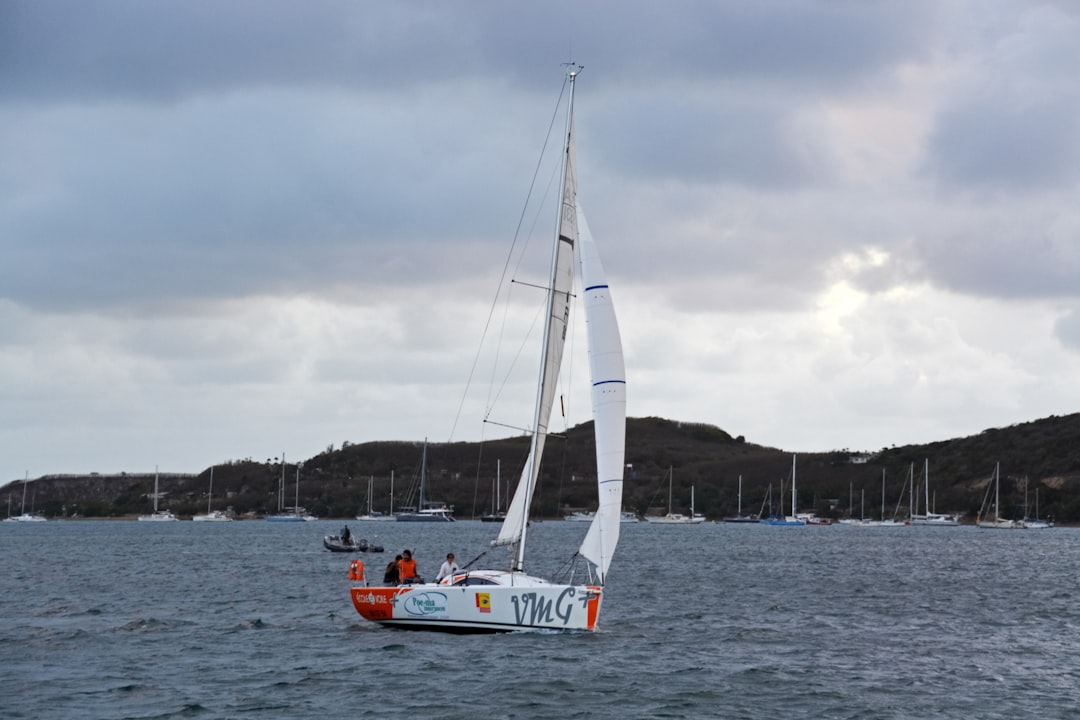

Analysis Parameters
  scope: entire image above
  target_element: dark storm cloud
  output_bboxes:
[0,0,482,101]
[2,1,934,103]
[926,96,1080,191]
[591,97,826,188]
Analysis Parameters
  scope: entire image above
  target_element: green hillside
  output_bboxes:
[5,413,1079,522]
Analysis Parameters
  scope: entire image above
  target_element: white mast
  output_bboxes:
[923,458,930,516]
[207,466,214,514]
[499,65,581,571]
[881,469,885,520]
[791,454,797,518]
[279,453,286,513]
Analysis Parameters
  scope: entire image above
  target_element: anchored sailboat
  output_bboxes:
[4,473,46,522]
[909,459,959,526]
[763,454,806,525]
[396,440,455,522]
[138,467,177,521]
[644,467,706,524]
[350,65,626,632]
[976,462,1019,529]
[193,466,232,521]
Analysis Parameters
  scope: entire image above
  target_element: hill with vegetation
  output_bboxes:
[5,413,1079,523]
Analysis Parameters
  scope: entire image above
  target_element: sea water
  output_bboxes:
[2,520,1078,719]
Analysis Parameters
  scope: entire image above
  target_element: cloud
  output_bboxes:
[924,4,1080,191]
[3,1,1080,486]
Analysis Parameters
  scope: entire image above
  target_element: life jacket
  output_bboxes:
[399,557,417,581]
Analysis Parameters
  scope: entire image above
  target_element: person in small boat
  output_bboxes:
[398,549,419,584]
[340,525,352,545]
[384,554,402,585]
[435,553,459,583]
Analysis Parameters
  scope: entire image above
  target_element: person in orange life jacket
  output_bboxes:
[398,549,419,584]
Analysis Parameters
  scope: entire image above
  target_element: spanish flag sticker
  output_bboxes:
[476,592,491,613]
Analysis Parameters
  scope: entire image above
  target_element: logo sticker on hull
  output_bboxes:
[510,587,581,626]
[403,591,449,618]
[475,592,491,613]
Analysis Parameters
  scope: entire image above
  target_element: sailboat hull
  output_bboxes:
[351,572,601,633]
[643,514,706,524]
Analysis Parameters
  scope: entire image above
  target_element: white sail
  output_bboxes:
[493,85,580,556]
[577,206,627,582]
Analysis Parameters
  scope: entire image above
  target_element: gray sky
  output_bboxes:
[3,0,1079,485]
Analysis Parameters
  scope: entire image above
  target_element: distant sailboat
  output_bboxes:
[723,474,758,523]
[138,467,178,521]
[644,467,706,524]
[480,460,506,522]
[356,473,395,521]
[193,466,232,522]
[977,462,1020,529]
[266,456,316,522]
[1024,483,1054,529]
[4,473,47,522]
[909,459,959,526]
[855,469,905,527]
[395,439,455,522]
[763,455,806,525]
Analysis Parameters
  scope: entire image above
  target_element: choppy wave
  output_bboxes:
[2,520,1079,718]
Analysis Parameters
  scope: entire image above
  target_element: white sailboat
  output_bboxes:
[909,459,959,526]
[481,461,507,522]
[724,474,758,523]
[193,466,232,521]
[856,469,906,527]
[138,467,177,521]
[266,456,316,522]
[357,473,395,521]
[351,65,626,631]
[4,473,47,522]
[763,454,806,525]
[977,462,1021,529]
[1024,483,1054,529]
[644,467,706,524]
[396,439,455,522]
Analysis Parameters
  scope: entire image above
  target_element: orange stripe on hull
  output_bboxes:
[351,586,407,622]
[585,586,602,630]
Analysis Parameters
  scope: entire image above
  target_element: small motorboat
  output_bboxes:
[323,535,384,553]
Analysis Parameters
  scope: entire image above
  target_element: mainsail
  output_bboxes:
[493,90,579,562]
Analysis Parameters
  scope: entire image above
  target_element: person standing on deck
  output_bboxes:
[398,549,418,584]
[435,553,459,582]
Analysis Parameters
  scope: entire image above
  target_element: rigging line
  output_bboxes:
[486,299,544,422]
[470,441,485,519]
[483,152,565,421]
[460,550,487,571]
[446,76,571,443]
